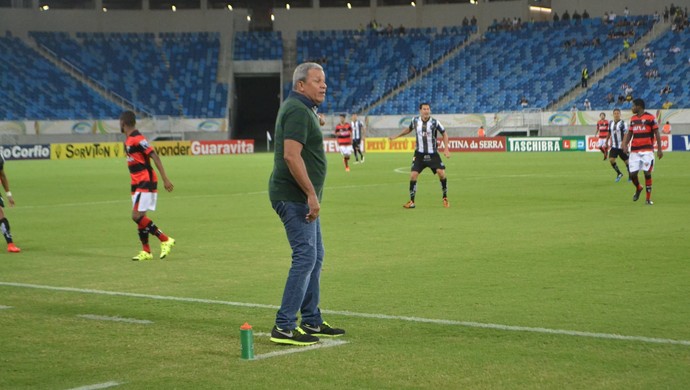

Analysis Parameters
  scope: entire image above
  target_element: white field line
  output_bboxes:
[2,282,689,347]
[0,305,13,309]
[76,314,153,324]
[251,339,349,361]
[66,381,123,390]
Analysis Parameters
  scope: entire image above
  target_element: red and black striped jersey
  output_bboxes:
[335,123,352,145]
[596,119,610,138]
[629,112,658,153]
[125,130,157,193]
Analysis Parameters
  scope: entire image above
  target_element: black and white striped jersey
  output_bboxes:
[351,120,364,140]
[409,116,445,154]
[609,119,628,149]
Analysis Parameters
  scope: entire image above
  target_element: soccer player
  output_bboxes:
[389,102,451,209]
[120,111,176,260]
[0,155,20,253]
[594,112,609,160]
[621,98,663,205]
[351,113,365,163]
[606,108,630,182]
[334,113,353,172]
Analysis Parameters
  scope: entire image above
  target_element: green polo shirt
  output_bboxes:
[269,92,327,202]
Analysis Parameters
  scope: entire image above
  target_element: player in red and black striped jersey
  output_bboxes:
[0,154,20,253]
[121,111,176,260]
[594,113,610,160]
[334,114,353,172]
[621,99,663,205]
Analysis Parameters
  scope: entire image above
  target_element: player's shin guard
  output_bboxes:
[440,178,448,198]
[0,217,13,244]
[137,216,169,242]
[645,177,652,201]
[409,180,417,202]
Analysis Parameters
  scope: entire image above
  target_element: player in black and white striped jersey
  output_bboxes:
[389,102,451,209]
[350,113,365,163]
[606,108,631,183]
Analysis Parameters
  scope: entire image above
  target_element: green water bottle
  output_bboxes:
[240,322,254,360]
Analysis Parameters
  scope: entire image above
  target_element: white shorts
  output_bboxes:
[132,191,158,212]
[628,152,654,173]
[339,145,353,157]
[597,138,607,148]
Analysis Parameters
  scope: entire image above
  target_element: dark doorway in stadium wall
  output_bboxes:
[233,75,281,150]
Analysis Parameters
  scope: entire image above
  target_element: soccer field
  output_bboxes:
[1,152,689,389]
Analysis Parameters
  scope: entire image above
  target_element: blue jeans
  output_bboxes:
[272,201,324,330]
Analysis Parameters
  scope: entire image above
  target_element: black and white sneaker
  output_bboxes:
[270,326,319,346]
[301,321,345,337]
[645,200,654,205]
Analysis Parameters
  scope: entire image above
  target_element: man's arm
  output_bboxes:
[621,129,632,151]
[284,139,320,222]
[0,170,14,207]
[442,131,450,158]
[149,151,174,192]
[389,127,412,140]
[654,128,664,159]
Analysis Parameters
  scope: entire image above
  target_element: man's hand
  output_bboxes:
[444,150,451,158]
[657,149,664,160]
[163,179,174,192]
[306,194,320,222]
[7,194,14,207]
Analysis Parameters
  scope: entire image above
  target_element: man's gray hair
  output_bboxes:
[292,62,323,89]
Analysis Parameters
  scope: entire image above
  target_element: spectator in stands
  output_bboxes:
[471,16,477,26]
[660,84,672,96]
[654,11,661,23]
[571,105,578,112]
[662,121,672,134]
[664,7,670,22]
[624,84,634,97]
[583,99,592,110]
[462,17,469,27]
[520,96,529,108]
[583,10,590,19]
[669,46,681,54]
[644,56,654,67]
[573,10,581,23]
[603,12,609,24]
[562,10,570,21]
[606,93,615,104]
[477,126,486,137]
[617,94,625,104]
[609,11,617,23]
[581,65,589,88]
[553,12,560,23]
[398,24,405,36]
[629,49,637,61]
[662,101,673,109]
[623,7,630,20]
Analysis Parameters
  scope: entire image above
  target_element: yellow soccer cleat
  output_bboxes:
[160,237,175,259]
[132,251,153,261]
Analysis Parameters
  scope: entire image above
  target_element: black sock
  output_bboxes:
[409,180,417,202]
[0,218,12,244]
[440,178,448,198]
[612,163,622,175]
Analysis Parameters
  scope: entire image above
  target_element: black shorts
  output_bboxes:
[411,151,445,174]
[352,139,361,148]
[609,148,629,161]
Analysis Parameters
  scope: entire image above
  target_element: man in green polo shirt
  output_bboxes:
[268,62,346,346]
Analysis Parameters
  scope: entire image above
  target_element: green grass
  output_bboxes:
[1,152,689,389]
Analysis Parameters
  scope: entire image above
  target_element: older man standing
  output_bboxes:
[268,62,346,346]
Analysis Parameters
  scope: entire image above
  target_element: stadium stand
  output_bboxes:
[563,27,690,111]
[233,31,283,61]
[370,17,654,115]
[29,31,227,118]
[295,26,476,114]
[0,36,121,120]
